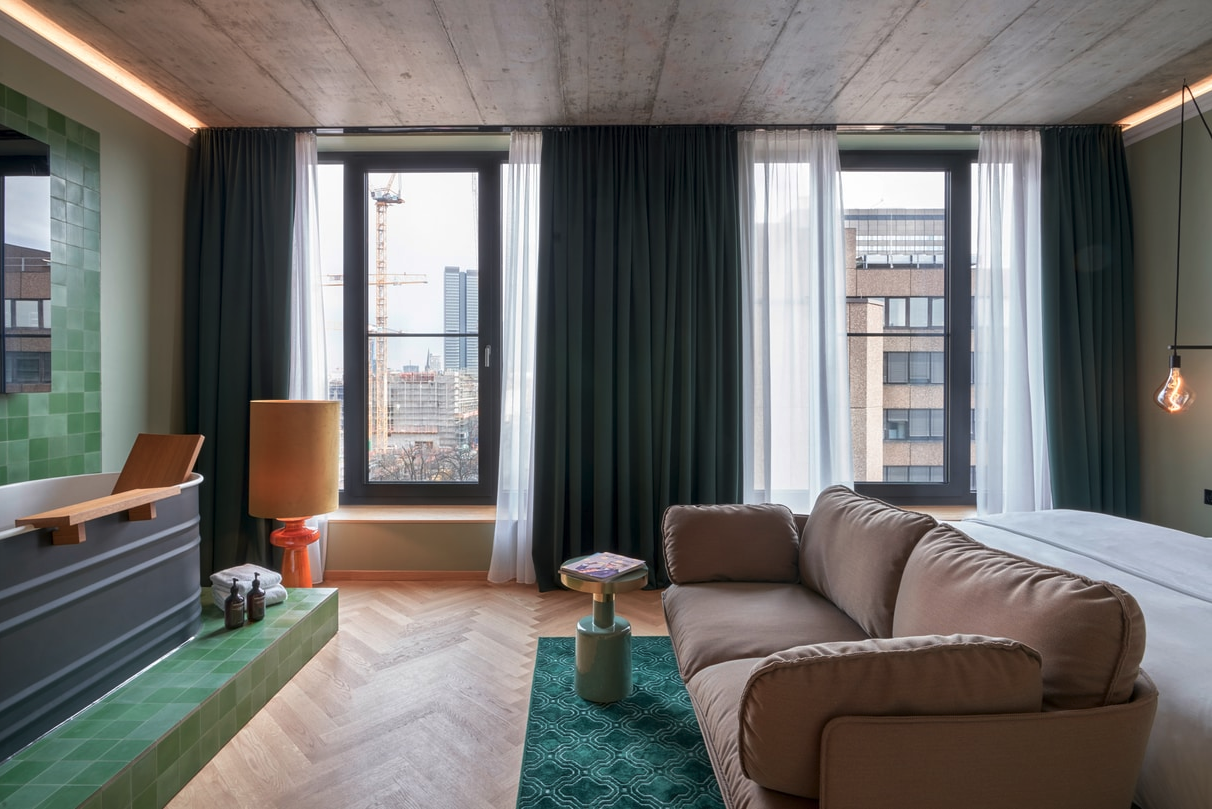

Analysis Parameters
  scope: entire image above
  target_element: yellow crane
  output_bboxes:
[368,174,425,456]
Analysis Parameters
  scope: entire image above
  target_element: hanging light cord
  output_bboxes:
[1171,83,1212,354]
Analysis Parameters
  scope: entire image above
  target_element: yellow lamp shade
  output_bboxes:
[248,400,340,519]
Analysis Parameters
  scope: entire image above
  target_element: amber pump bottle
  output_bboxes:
[247,572,266,622]
[224,580,245,630]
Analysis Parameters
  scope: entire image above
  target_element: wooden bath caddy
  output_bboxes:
[16,433,204,545]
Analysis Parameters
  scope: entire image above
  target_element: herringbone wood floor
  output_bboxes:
[167,581,669,809]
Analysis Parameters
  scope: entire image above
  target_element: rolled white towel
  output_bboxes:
[209,563,282,591]
[211,582,289,610]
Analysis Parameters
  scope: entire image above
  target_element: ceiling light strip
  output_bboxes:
[1120,76,1212,145]
[0,0,203,136]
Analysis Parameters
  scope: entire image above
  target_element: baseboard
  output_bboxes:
[324,569,488,581]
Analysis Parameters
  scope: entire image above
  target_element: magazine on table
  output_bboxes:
[560,551,647,581]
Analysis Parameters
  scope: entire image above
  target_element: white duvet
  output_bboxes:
[957,510,1212,809]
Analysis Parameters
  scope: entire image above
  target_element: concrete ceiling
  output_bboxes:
[10,0,1212,129]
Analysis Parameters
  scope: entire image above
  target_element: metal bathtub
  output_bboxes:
[0,472,202,760]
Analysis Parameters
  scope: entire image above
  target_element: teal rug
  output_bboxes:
[516,635,724,809]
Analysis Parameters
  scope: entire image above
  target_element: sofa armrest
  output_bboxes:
[662,503,799,584]
[819,672,1158,809]
[738,635,1043,799]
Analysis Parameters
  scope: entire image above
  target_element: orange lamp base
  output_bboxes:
[269,517,318,588]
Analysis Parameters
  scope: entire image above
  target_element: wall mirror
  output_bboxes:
[0,124,52,393]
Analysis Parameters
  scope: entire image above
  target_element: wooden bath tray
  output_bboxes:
[15,433,204,544]
[18,486,182,544]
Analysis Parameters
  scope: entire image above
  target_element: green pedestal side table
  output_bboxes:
[560,558,649,703]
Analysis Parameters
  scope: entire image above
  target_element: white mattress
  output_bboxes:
[957,510,1212,809]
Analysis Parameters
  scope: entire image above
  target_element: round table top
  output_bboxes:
[559,555,649,595]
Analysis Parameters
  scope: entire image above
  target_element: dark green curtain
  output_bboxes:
[1040,126,1140,517]
[531,126,743,590]
[184,128,295,580]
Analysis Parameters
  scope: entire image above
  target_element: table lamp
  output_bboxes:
[248,399,340,587]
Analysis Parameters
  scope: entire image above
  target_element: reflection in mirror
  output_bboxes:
[1,125,52,393]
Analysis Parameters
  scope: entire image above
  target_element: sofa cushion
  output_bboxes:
[736,635,1043,799]
[663,503,800,584]
[800,486,937,638]
[685,658,817,809]
[663,582,869,681]
[893,525,1146,711]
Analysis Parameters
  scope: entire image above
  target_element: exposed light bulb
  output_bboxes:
[1155,355,1195,413]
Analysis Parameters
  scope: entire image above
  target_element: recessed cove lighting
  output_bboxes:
[1119,75,1212,130]
[0,0,205,131]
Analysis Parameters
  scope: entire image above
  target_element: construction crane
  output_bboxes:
[367,174,426,457]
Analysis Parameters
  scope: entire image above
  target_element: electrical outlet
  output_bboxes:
[1205,489,1212,506]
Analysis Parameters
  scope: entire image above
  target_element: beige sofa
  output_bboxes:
[661,486,1158,809]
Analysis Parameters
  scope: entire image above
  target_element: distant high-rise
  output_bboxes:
[443,266,478,371]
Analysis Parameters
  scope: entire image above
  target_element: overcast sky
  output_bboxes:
[4,176,51,250]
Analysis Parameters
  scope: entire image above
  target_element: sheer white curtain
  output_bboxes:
[738,129,852,513]
[974,129,1051,514]
[290,131,332,580]
[488,130,541,584]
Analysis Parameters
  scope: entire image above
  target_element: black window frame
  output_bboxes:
[845,149,975,506]
[325,150,505,505]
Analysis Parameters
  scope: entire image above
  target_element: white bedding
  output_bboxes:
[957,510,1212,809]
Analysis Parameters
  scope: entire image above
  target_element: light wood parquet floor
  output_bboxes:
[166,581,669,809]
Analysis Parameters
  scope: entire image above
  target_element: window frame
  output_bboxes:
[844,149,975,506]
[325,149,505,505]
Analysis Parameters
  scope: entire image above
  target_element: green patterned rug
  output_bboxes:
[516,635,724,809]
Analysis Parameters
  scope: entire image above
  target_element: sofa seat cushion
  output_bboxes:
[894,525,1146,711]
[735,635,1044,799]
[686,657,819,809]
[800,486,937,638]
[663,503,800,584]
[663,582,868,681]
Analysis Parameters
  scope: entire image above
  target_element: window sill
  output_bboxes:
[907,504,976,521]
[328,505,497,524]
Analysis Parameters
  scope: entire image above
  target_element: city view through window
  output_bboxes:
[319,161,975,498]
[320,167,482,488]
[843,169,975,491]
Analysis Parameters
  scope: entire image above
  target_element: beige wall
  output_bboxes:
[1128,120,1212,536]
[0,41,191,470]
[326,516,494,573]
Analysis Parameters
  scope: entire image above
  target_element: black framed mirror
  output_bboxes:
[1,124,52,393]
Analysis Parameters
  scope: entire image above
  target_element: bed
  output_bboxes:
[956,510,1212,809]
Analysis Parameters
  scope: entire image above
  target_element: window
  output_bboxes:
[883,296,944,329]
[844,152,975,505]
[320,149,504,504]
[884,465,945,483]
[4,352,49,385]
[884,408,945,440]
[884,351,944,384]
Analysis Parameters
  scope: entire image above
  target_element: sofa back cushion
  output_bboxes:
[893,525,1146,711]
[662,503,799,584]
[738,634,1043,799]
[800,486,937,637]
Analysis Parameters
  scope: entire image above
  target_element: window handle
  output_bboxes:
[484,345,491,368]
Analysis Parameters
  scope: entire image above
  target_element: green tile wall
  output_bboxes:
[0,83,101,484]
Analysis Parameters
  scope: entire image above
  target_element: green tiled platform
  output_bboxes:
[0,588,338,809]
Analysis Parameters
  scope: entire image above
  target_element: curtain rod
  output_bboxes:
[194,123,1122,134]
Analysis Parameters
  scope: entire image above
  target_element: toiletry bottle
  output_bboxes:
[247,572,265,622]
[224,580,245,630]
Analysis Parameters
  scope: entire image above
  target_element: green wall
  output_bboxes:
[0,83,100,483]
[1,41,191,478]
[1128,117,1212,536]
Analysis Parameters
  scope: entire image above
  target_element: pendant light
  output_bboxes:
[1155,83,1212,413]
